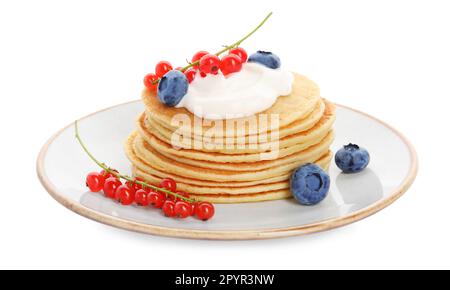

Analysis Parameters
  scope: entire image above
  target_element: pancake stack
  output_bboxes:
[125,73,336,203]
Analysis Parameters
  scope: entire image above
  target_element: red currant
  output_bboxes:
[174,200,191,218]
[184,68,196,83]
[162,200,176,217]
[114,185,135,205]
[160,178,176,192]
[166,190,189,202]
[195,202,215,221]
[103,177,122,199]
[143,73,158,91]
[148,190,166,208]
[100,169,118,179]
[155,61,173,78]
[86,172,105,192]
[191,50,209,68]
[135,189,150,206]
[229,47,248,62]
[199,54,221,75]
[126,177,144,191]
[220,54,242,76]
[190,202,197,216]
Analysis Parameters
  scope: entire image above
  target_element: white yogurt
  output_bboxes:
[175,62,294,119]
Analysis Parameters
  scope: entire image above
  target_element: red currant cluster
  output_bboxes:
[85,170,215,220]
[143,47,248,91]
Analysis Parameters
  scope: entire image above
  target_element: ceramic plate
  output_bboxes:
[37,101,417,240]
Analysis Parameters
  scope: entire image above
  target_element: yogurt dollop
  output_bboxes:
[175,62,294,120]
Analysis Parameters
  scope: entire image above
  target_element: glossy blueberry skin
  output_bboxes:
[335,143,370,173]
[248,51,281,69]
[290,163,330,205]
[157,70,189,107]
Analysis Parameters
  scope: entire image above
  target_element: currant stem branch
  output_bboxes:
[151,11,273,85]
[214,11,273,56]
[74,120,194,202]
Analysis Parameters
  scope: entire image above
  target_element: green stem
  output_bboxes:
[214,11,273,56]
[152,11,273,84]
[74,120,194,202]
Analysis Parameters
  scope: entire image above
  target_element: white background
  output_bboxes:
[1,0,449,269]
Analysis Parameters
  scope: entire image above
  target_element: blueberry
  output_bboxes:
[248,51,281,69]
[335,143,370,173]
[157,70,189,107]
[290,163,330,205]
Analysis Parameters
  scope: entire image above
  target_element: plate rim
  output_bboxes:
[36,100,418,240]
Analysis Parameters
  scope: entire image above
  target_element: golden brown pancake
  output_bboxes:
[131,152,332,203]
[145,98,326,143]
[137,100,335,154]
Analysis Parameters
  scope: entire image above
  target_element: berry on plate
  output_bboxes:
[114,184,135,205]
[290,163,330,205]
[190,202,197,216]
[157,70,189,106]
[103,177,122,199]
[75,120,216,220]
[148,190,166,208]
[135,189,150,206]
[195,202,215,221]
[100,169,118,179]
[160,177,177,192]
[248,51,281,69]
[335,143,370,173]
[86,172,105,192]
[125,177,144,191]
[174,200,192,218]
[162,200,176,217]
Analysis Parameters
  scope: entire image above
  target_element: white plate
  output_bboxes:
[37,101,418,240]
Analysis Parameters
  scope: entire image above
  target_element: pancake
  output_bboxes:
[142,73,321,137]
[146,98,326,143]
[189,189,293,203]
[133,151,332,196]
[132,152,332,203]
[127,140,294,187]
[143,125,331,163]
[134,130,334,171]
[137,100,336,154]
[126,131,331,182]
